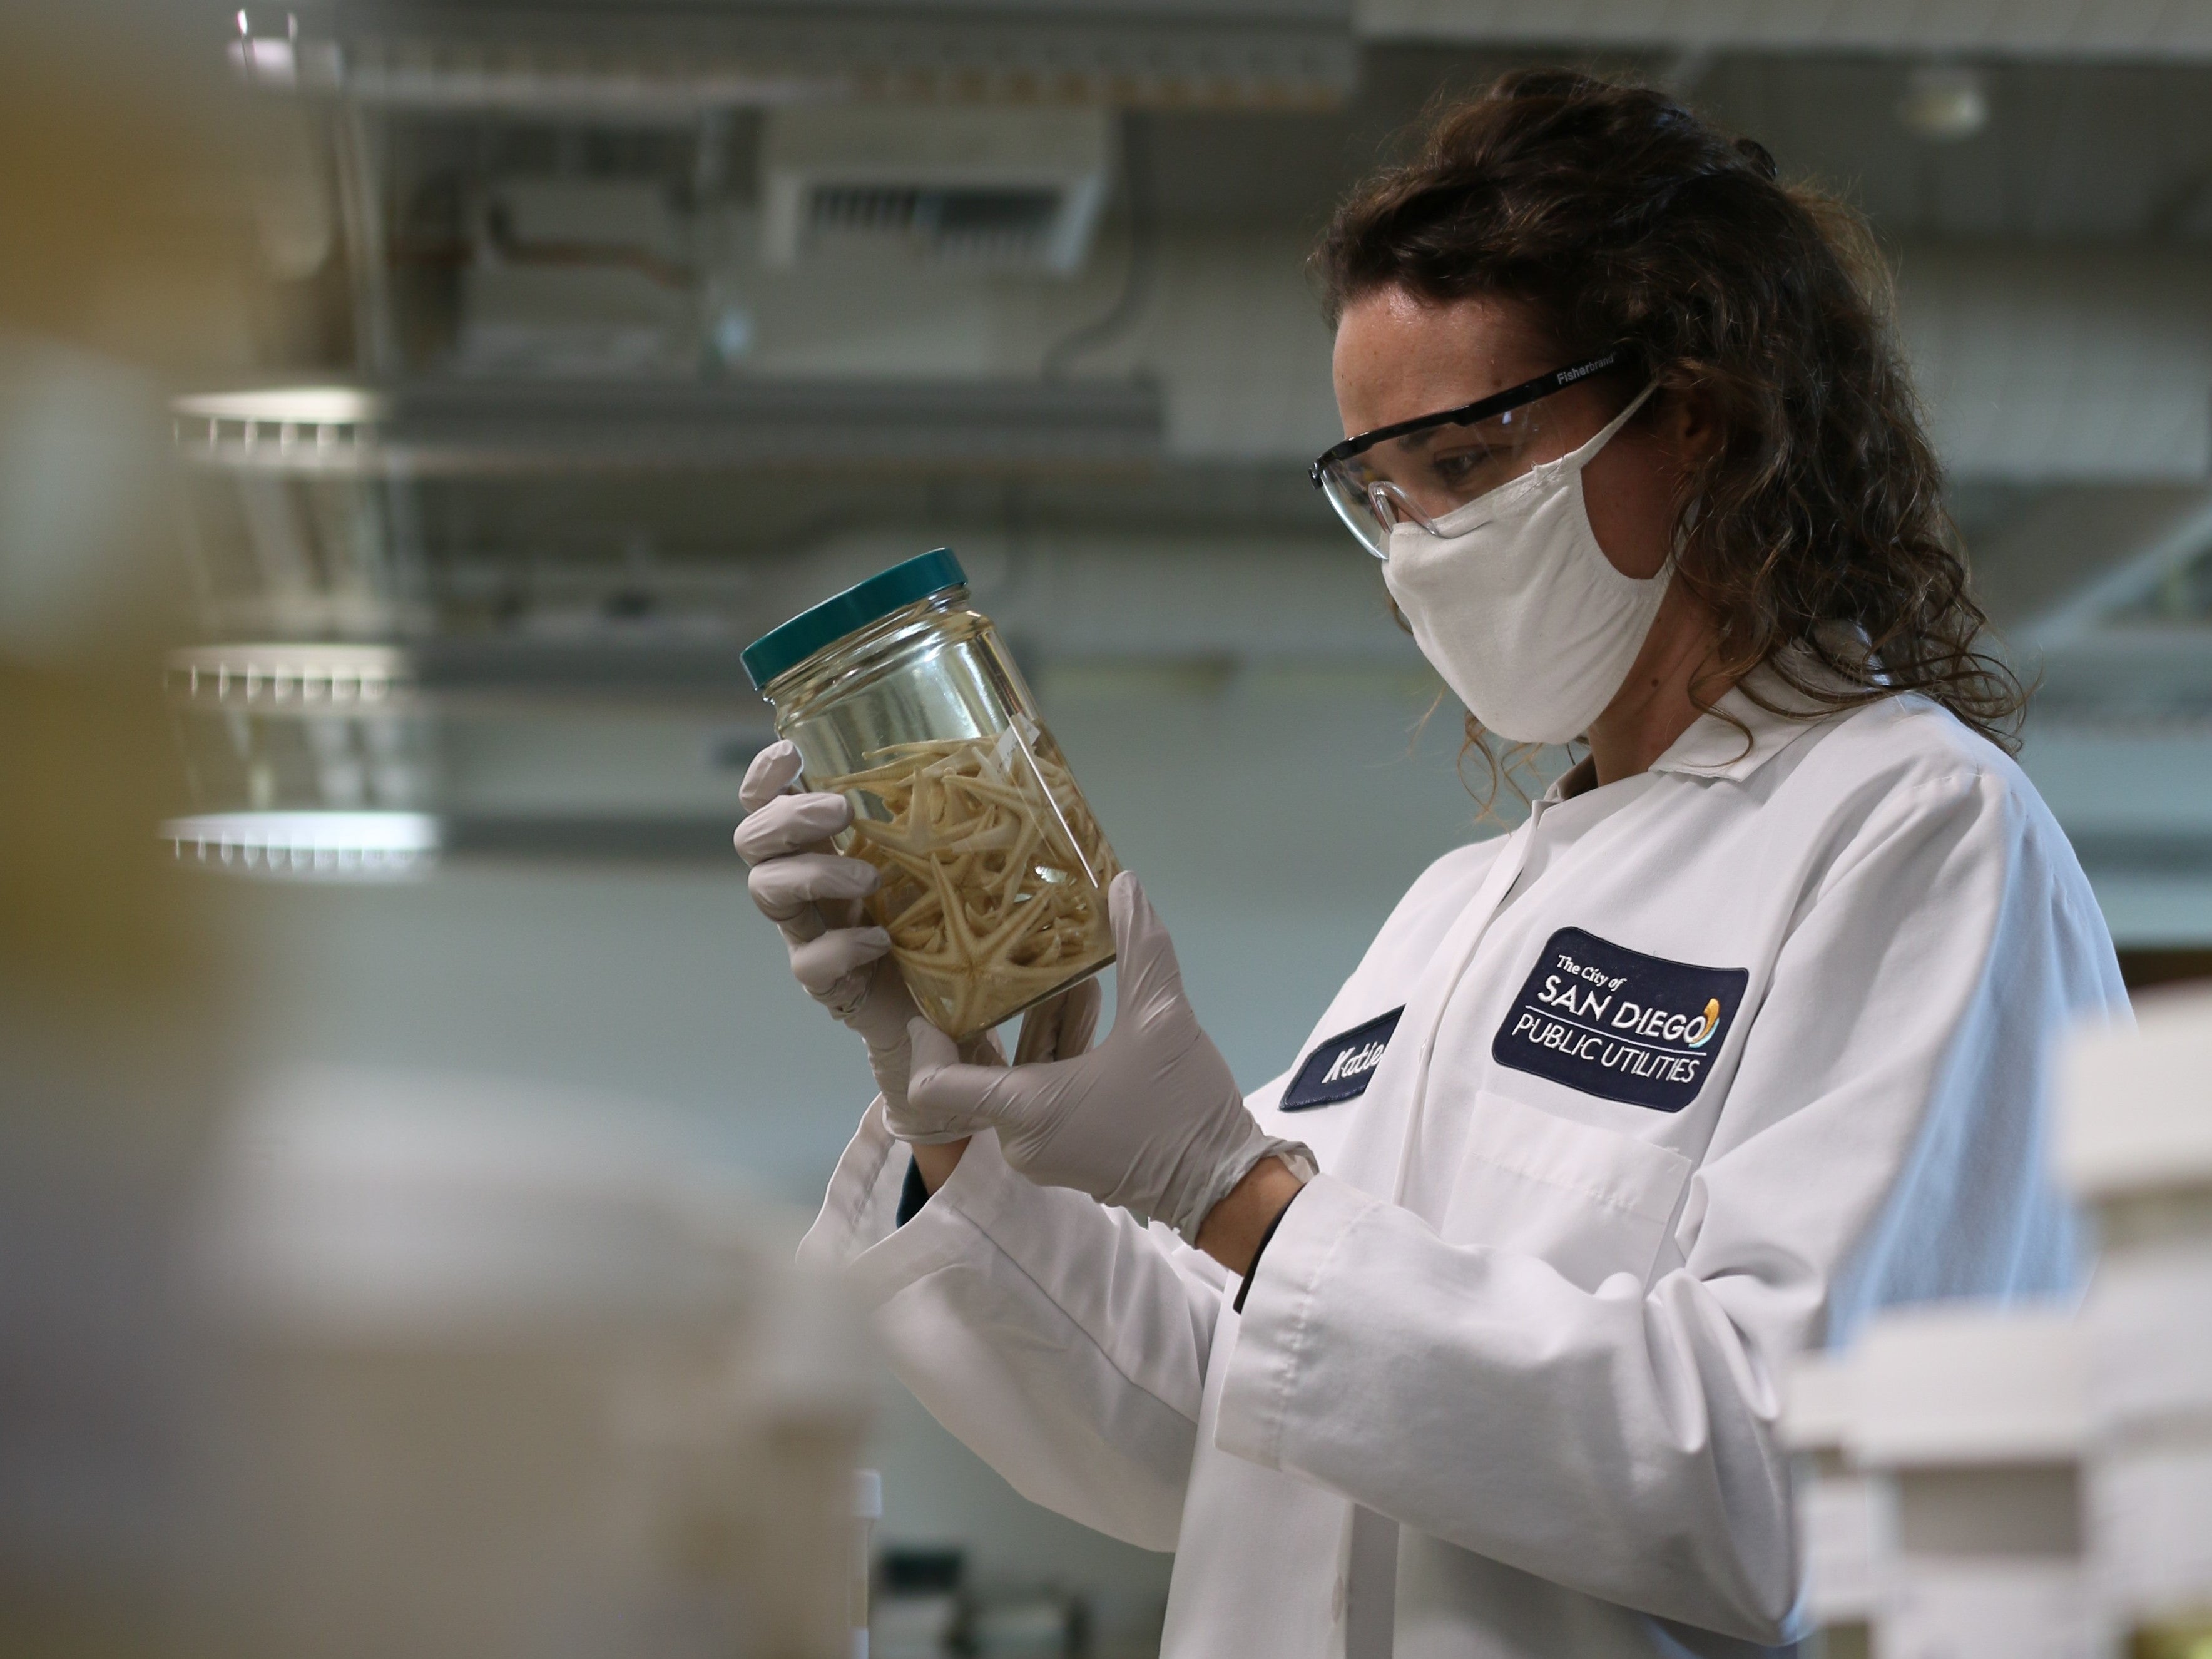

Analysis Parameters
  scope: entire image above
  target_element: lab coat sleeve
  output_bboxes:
[1215,764,2123,1641]
[801,1100,1229,1550]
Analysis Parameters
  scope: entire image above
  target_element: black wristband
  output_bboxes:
[895,1153,931,1228]
[1231,1185,1302,1316]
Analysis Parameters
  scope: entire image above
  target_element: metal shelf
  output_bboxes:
[165,638,775,715]
[158,810,738,877]
[161,811,441,880]
[166,643,419,713]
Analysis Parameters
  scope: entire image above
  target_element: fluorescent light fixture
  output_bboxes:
[172,386,390,476]
[1898,66,1990,141]
[173,385,387,425]
[161,812,441,881]
[227,34,298,83]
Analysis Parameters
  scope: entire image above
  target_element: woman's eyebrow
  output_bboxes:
[1395,415,1490,457]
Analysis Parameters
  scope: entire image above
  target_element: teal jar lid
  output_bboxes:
[740,548,967,692]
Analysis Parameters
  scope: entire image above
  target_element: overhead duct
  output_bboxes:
[1895,247,2212,483]
[247,4,1356,114]
[173,245,2211,485]
[2014,491,2212,729]
[1965,486,2212,630]
[2024,491,2212,646]
[1129,237,2212,482]
[1357,0,2212,61]
[613,228,2210,482]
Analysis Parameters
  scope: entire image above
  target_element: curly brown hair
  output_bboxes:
[1317,68,2026,792]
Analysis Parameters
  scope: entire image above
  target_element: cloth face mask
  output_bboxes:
[1381,384,1664,747]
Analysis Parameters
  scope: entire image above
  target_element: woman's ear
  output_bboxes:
[1661,386,1723,468]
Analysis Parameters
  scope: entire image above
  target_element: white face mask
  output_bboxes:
[1381,384,1665,747]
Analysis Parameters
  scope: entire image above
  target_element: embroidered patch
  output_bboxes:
[1282,1006,1404,1111]
[1492,927,1748,1113]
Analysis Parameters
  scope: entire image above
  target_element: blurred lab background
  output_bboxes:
[7,2,2212,1656]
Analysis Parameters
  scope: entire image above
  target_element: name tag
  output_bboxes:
[1492,927,1747,1113]
[1282,1007,1404,1111]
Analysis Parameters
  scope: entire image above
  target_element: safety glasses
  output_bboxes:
[1308,349,1631,559]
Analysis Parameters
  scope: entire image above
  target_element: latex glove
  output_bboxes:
[734,742,1091,1125]
[1009,972,1104,1069]
[905,871,1312,1243]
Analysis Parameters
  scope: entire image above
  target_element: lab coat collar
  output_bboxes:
[1646,669,1839,784]
[1542,755,1600,802]
[1539,656,1855,804]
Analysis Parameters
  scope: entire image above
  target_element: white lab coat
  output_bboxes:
[800,683,2126,1659]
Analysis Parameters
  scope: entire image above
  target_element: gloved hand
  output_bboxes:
[735,742,1092,1127]
[904,871,1312,1243]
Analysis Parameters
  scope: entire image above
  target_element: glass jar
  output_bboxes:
[742,549,1119,1043]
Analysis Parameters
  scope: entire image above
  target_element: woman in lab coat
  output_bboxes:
[736,71,2126,1659]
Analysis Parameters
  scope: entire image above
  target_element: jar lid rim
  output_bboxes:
[740,549,967,692]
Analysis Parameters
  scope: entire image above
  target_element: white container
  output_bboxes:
[1849,1307,2092,1659]
[2059,989,2212,1656]
[1784,1350,1878,1657]
[853,1469,884,1659]
[198,1066,874,1659]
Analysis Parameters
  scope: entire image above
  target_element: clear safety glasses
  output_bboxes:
[1308,349,1630,559]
